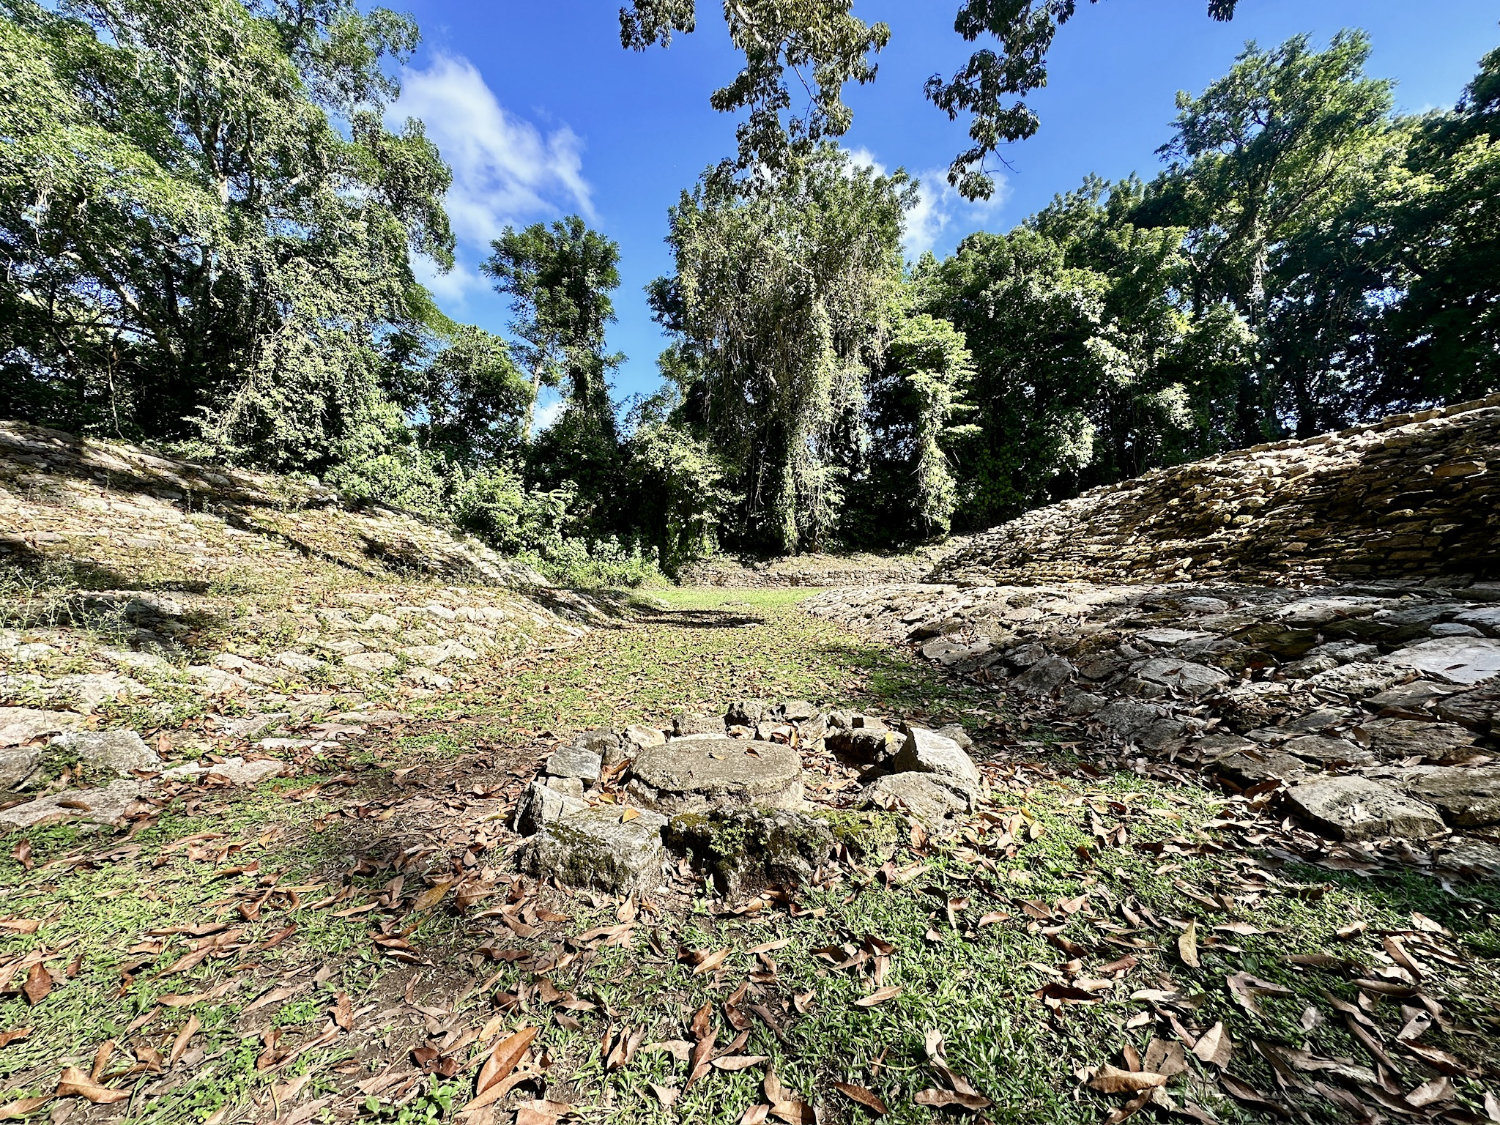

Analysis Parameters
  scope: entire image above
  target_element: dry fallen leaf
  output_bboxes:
[1191,1022,1232,1068]
[0,1097,50,1119]
[56,1067,129,1105]
[690,948,730,977]
[854,986,902,1008]
[1087,1066,1169,1095]
[169,1015,200,1067]
[1177,921,1200,969]
[833,1081,888,1116]
[0,1029,31,1050]
[464,1026,538,1110]
[410,881,453,913]
[713,1055,770,1071]
[914,1088,992,1112]
[21,965,50,1007]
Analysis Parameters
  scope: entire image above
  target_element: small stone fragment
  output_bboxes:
[545,744,602,782]
[892,725,981,788]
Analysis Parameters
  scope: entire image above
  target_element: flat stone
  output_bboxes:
[545,744,602,782]
[779,700,820,723]
[1093,702,1188,750]
[672,713,725,739]
[1430,623,1483,638]
[0,746,42,790]
[1364,681,1456,712]
[1282,735,1375,768]
[0,779,149,832]
[0,707,83,748]
[626,738,803,813]
[1138,628,1210,646]
[1434,839,1500,877]
[665,808,835,897]
[53,730,161,775]
[1285,776,1446,841]
[1398,767,1500,827]
[1303,662,1405,697]
[276,652,322,674]
[59,674,149,711]
[1383,638,1500,685]
[1453,607,1500,636]
[921,638,992,666]
[893,726,981,788]
[512,780,588,835]
[1355,719,1479,764]
[344,651,398,672]
[859,772,974,835]
[1013,655,1075,696]
[1132,658,1231,697]
[545,776,585,799]
[1214,748,1308,786]
[518,806,668,893]
[1435,685,1500,733]
[162,757,286,786]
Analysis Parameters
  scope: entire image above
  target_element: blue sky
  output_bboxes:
[388,1,1500,420]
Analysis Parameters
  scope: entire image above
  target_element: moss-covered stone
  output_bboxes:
[665,807,834,898]
[808,808,903,863]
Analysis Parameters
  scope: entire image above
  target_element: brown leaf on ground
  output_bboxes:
[1142,1040,1187,1078]
[169,1015,199,1066]
[740,1106,769,1125]
[854,986,901,1008]
[714,1055,770,1071]
[1226,972,1291,1016]
[833,1082,888,1116]
[332,992,354,1031]
[21,965,50,1006]
[464,1026,538,1110]
[515,1099,572,1125]
[1177,921,1199,969]
[411,880,453,914]
[10,840,31,872]
[0,1097,50,1119]
[649,1084,679,1107]
[689,948,730,976]
[0,1029,31,1049]
[1219,1075,1287,1116]
[1087,1066,1169,1095]
[55,1067,128,1104]
[914,1088,992,1111]
[1191,1022,1233,1068]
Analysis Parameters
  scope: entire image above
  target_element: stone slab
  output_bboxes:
[893,726,981,788]
[627,739,803,813]
[518,806,668,893]
[1285,776,1446,841]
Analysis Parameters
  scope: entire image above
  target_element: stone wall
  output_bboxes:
[935,395,1500,588]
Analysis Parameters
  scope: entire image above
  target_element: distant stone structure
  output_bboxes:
[936,394,1500,588]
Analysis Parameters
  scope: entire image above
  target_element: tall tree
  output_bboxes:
[0,0,454,469]
[651,149,912,552]
[484,216,623,440]
[1139,31,1396,441]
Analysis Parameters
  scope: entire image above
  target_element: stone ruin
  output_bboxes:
[510,701,985,897]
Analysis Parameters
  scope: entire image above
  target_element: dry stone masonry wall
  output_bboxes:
[936,395,1500,588]
[808,398,1500,874]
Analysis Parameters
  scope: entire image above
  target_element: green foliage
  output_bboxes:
[620,1,890,176]
[0,0,453,469]
[652,147,914,553]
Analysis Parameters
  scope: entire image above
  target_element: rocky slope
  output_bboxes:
[0,421,608,829]
[808,398,1500,872]
[937,394,1500,587]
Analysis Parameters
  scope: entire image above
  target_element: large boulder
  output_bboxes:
[626,738,803,813]
[1355,719,1479,764]
[665,808,835,897]
[1285,776,1446,841]
[53,730,161,776]
[518,806,668,894]
[892,725,981,788]
[1383,638,1500,686]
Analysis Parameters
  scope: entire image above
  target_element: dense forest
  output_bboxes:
[2,0,1497,582]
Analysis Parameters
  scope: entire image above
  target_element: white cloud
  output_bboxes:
[392,53,596,303]
[412,254,487,305]
[532,392,566,435]
[846,148,1009,260]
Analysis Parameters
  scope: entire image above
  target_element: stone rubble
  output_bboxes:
[512,699,986,895]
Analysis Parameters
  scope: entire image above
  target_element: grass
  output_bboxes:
[2,586,1498,1124]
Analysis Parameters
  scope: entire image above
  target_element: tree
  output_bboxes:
[484,217,623,441]
[1137,31,1396,440]
[0,0,454,470]
[650,149,913,553]
[620,1,889,177]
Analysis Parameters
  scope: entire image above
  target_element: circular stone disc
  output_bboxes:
[626,738,804,812]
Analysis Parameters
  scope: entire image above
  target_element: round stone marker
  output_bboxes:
[626,738,804,813]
